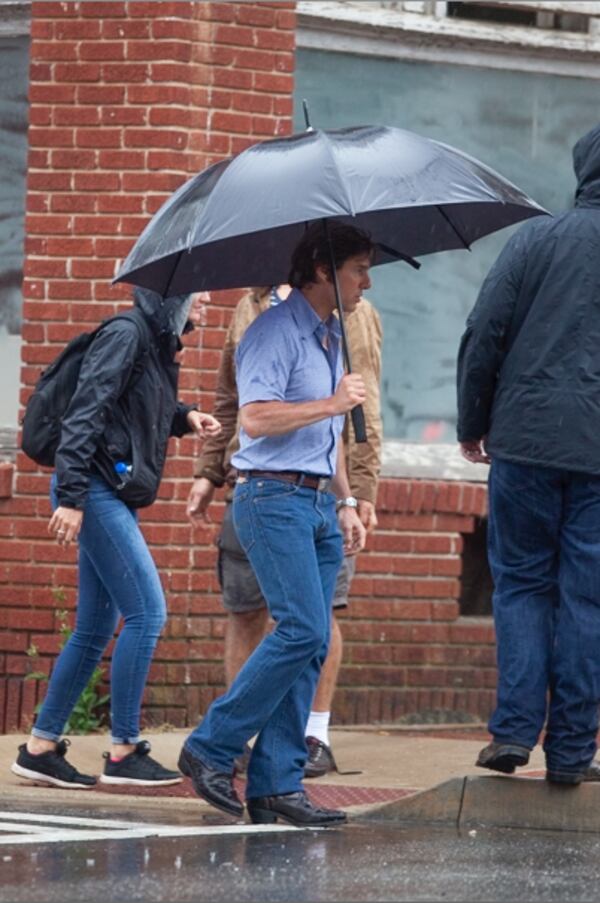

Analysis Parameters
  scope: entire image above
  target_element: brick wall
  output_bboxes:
[0,0,497,733]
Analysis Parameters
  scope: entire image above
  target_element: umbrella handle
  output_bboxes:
[323,218,368,445]
[351,404,367,444]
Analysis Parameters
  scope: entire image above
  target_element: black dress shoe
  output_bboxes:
[546,768,585,785]
[247,790,347,827]
[178,745,243,817]
[476,741,530,774]
[583,761,600,782]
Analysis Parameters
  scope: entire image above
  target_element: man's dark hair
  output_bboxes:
[288,221,374,289]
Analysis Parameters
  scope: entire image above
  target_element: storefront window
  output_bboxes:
[0,27,29,440]
[295,50,600,442]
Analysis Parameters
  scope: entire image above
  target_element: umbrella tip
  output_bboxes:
[302,99,314,132]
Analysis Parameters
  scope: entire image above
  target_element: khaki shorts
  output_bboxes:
[217,502,355,614]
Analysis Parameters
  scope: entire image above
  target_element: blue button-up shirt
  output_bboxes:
[232,288,345,476]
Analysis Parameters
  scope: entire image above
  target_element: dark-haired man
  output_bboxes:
[179,222,373,826]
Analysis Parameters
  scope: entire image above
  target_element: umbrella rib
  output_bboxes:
[436,205,471,251]
[377,243,421,270]
[320,130,356,217]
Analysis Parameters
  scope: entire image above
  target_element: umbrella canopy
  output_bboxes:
[114,124,547,296]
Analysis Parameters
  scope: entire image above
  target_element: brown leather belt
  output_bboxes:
[239,470,332,491]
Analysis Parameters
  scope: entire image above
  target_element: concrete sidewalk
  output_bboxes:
[0,724,540,814]
[0,724,497,809]
[4,725,600,833]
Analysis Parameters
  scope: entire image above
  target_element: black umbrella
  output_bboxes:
[115,124,547,440]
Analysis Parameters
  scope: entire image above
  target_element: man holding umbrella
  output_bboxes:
[178,222,371,826]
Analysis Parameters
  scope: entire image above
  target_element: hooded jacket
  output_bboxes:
[54,288,196,509]
[457,124,600,473]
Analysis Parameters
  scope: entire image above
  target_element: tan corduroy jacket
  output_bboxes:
[194,287,383,504]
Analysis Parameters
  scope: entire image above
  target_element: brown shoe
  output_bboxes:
[476,741,530,774]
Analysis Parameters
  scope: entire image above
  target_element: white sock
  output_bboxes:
[306,711,330,746]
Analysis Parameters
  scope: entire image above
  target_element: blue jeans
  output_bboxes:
[488,459,600,773]
[33,475,167,745]
[185,477,343,799]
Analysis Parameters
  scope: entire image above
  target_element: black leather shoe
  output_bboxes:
[476,741,530,774]
[304,736,337,778]
[546,768,585,785]
[247,790,347,827]
[583,761,600,782]
[178,745,243,817]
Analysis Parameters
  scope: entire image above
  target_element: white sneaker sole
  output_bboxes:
[11,762,96,790]
[99,774,183,786]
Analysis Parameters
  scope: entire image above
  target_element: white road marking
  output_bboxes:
[0,810,303,845]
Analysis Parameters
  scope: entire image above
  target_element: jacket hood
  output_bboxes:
[573,123,600,207]
[133,286,194,337]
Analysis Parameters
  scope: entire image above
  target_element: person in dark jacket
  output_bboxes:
[457,122,600,785]
[11,287,221,790]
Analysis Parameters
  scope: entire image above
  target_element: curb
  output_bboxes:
[359,775,600,833]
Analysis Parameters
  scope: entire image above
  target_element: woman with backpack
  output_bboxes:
[12,288,221,789]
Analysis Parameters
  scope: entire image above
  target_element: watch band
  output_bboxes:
[336,496,358,511]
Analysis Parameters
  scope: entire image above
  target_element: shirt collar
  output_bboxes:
[287,288,341,339]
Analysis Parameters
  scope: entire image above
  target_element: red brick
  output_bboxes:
[103,19,151,39]
[50,149,97,169]
[55,19,102,39]
[50,194,96,213]
[79,41,126,61]
[254,28,295,51]
[78,84,126,104]
[101,107,147,126]
[31,40,78,61]
[127,84,191,105]
[55,62,102,83]
[236,5,276,27]
[102,62,150,83]
[29,127,74,148]
[75,127,122,148]
[80,1,127,17]
[30,19,54,38]
[128,1,194,16]
[29,84,77,104]
[128,40,192,62]
[97,149,145,170]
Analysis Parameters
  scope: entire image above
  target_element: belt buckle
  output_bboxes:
[236,475,248,484]
[317,477,330,493]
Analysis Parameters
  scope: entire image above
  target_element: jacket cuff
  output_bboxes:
[193,464,226,487]
[350,479,378,506]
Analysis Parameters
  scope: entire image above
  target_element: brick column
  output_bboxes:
[0,0,295,732]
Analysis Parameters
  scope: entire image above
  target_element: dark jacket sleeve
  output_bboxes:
[54,320,142,509]
[170,402,196,438]
[456,229,528,442]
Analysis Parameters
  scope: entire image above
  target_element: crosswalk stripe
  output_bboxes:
[0,812,303,845]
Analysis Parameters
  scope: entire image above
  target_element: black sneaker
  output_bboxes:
[304,736,337,778]
[100,740,182,786]
[11,739,97,789]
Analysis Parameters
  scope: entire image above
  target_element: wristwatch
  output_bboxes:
[336,496,358,511]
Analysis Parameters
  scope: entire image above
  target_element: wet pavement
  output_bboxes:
[1,800,600,902]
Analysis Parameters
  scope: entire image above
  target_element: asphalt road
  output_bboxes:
[0,801,600,902]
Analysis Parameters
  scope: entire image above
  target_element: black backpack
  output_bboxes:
[21,309,151,468]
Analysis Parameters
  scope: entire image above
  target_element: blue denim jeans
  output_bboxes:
[185,477,343,799]
[33,475,167,745]
[488,459,600,773]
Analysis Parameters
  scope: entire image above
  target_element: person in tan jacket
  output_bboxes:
[187,284,383,776]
